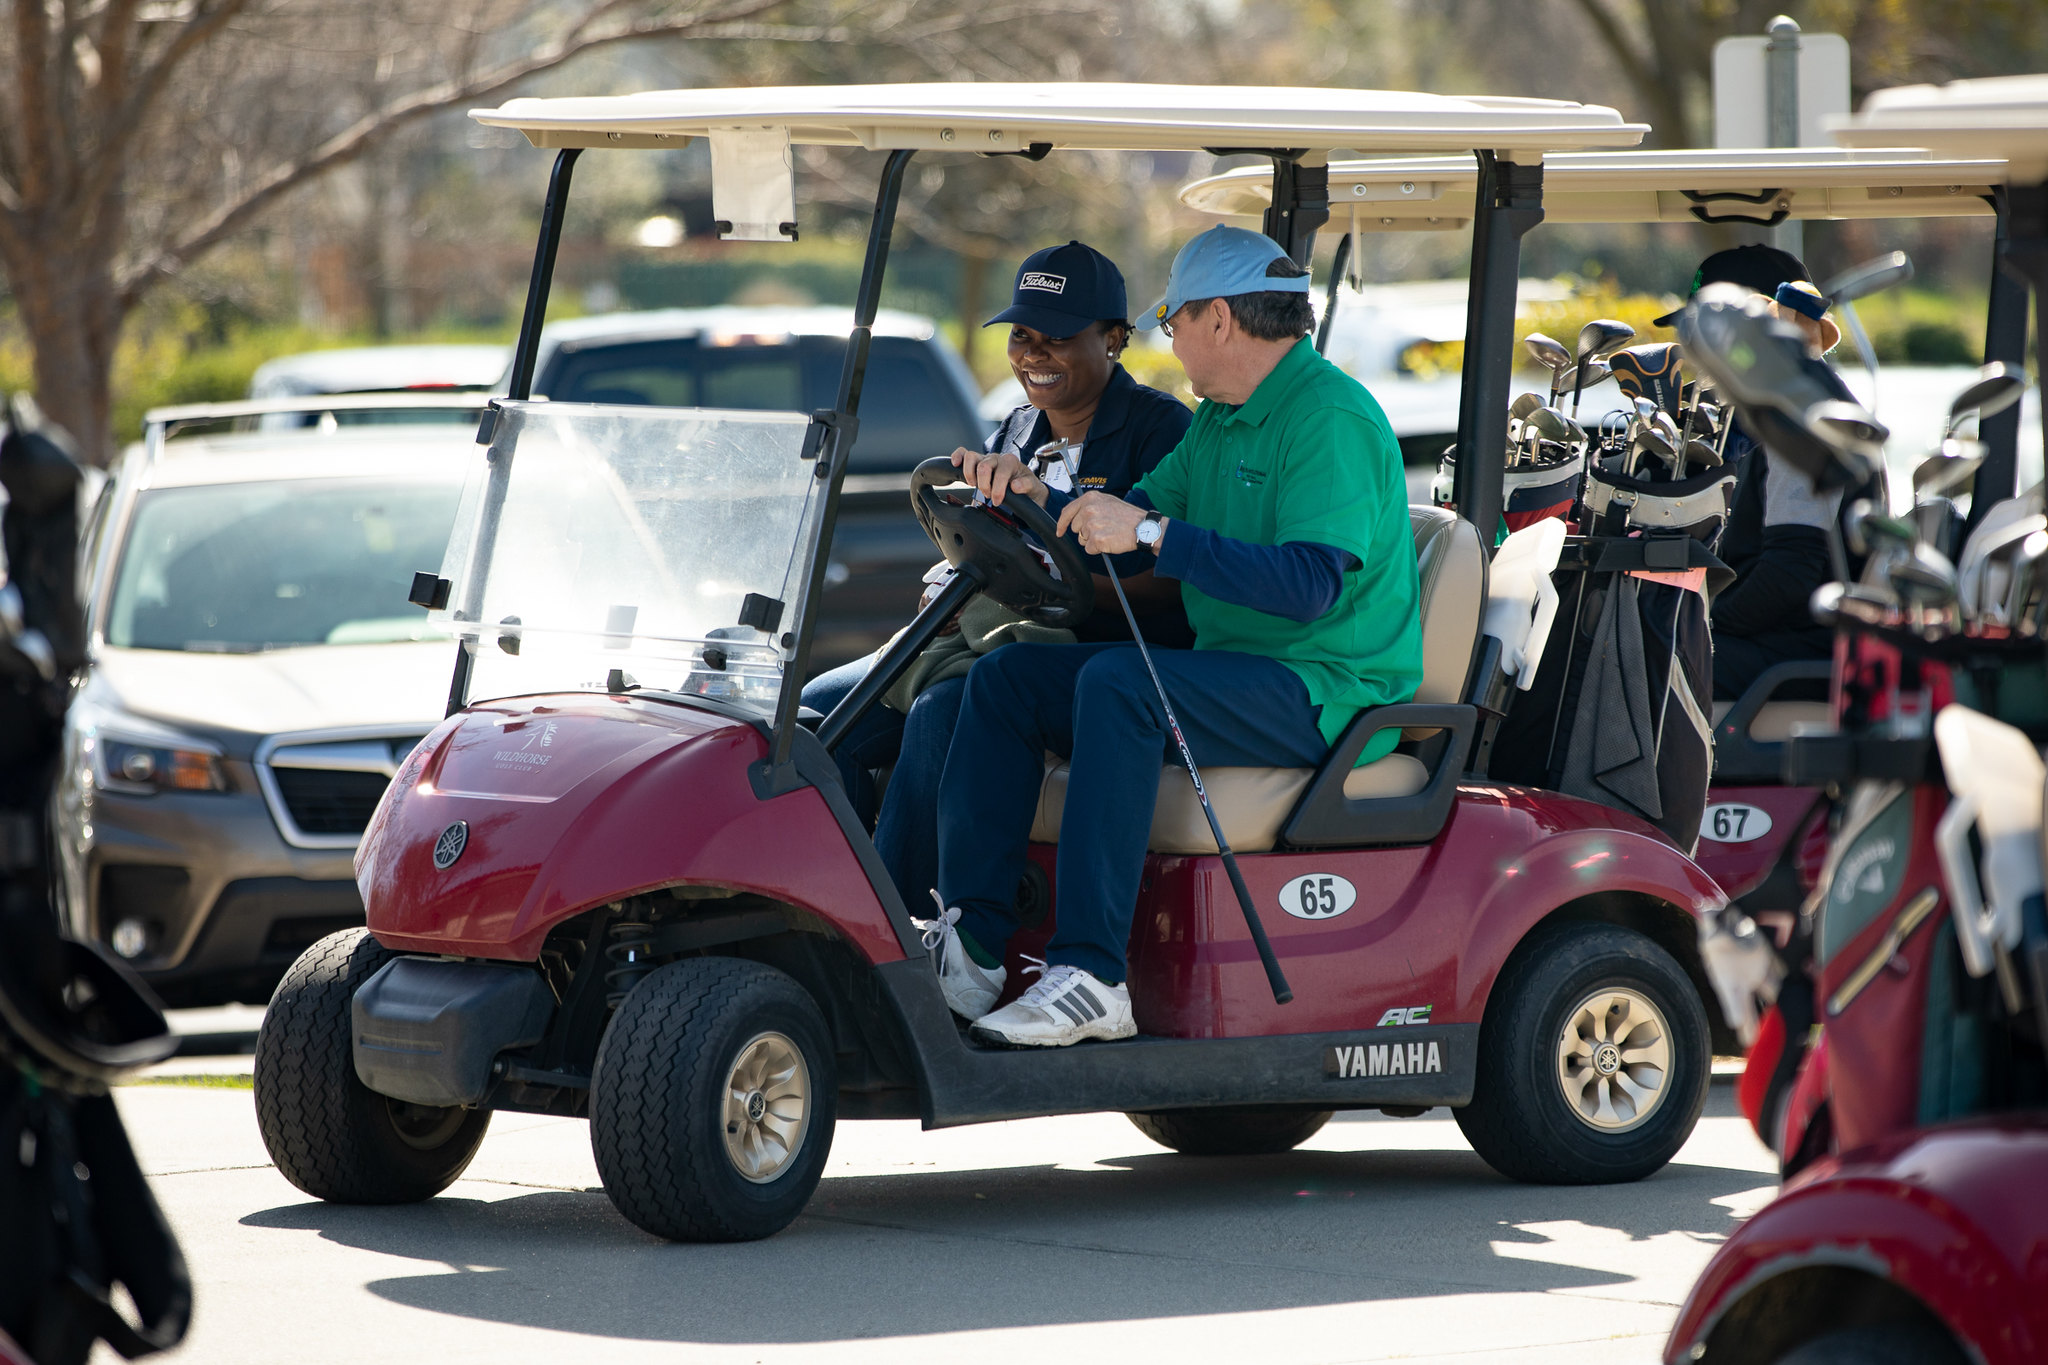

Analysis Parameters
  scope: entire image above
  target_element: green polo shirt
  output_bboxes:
[1136,336,1422,764]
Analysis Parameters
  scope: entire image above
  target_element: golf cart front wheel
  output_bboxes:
[255,928,491,1203]
[1455,921,1708,1184]
[1128,1107,1331,1155]
[590,956,836,1242]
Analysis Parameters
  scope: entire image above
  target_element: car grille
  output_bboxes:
[257,732,430,848]
[271,768,392,835]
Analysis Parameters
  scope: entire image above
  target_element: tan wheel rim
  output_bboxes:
[1554,987,1672,1133]
[722,1031,811,1183]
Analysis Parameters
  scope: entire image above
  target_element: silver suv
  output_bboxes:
[55,394,483,1005]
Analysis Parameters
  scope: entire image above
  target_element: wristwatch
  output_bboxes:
[1135,510,1166,551]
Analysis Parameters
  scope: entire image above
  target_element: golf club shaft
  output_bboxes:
[1042,439,1292,1005]
[1100,555,1293,1005]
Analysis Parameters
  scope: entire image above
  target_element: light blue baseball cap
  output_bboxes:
[1136,225,1312,332]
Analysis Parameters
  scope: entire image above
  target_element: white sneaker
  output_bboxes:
[970,964,1134,1048]
[918,898,1005,1020]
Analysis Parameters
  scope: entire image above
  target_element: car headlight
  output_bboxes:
[75,705,228,796]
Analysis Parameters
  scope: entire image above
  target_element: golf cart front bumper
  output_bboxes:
[351,956,556,1106]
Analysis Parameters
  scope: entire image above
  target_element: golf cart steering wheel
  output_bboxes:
[909,456,1094,628]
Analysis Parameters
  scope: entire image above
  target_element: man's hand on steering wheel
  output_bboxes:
[1057,491,1152,556]
[951,446,1046,508]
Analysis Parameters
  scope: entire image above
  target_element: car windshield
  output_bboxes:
[435,400,821,710]
[106,477,463,652]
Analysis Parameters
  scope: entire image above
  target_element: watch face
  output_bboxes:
[1137,519,1160,544]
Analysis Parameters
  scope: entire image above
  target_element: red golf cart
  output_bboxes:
[1179,146,2021,1095]
[1662,74,2048,1365]
[249,84,1755,1244]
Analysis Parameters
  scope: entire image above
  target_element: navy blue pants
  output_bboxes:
[937,643,1329,984]
[801,656,964,912]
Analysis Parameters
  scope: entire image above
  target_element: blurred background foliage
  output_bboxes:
[2,0,2042,449]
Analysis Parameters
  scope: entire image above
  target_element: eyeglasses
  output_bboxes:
[1158,308,1186,339]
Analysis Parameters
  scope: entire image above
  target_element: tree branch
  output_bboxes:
[1561,0,1658,98]
[67,0,256,230]
[118,0,813,298]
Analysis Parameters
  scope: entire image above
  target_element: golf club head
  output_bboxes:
[1811,580,1901,627]
[1684,439,1723,470]
[1633,397,1659,424]
[1845,497,1916,557]
[1808,400,1890,462]
[1577,318,1635,361]
[1678,285,1878,491]
[1914,439,1987,500]
[1557,359,1610,396]
[1510,392,1546,420]
[1888,542,1959,614]
[1528,406,1580,445]
[1651,410,1682,446]
[1523,333,1571,373]
[1911,497,1963,561]
[1819,251,1914,306]
[1942,361,2027,438]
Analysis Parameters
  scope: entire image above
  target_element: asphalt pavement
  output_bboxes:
[113,1026,1774,1365]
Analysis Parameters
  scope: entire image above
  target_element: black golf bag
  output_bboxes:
[1488,459,1735,854]
[0,397,190,1365]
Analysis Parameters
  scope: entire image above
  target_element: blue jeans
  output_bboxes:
[801,656,965,911]
[936,643,1329,984]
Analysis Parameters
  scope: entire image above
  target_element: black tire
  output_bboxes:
[1774,1322,1966,1365]
[1455,921,1708,1184]
[589,957,836,1242]
[254,928,490,1203]
[1128,1107,1332,1155]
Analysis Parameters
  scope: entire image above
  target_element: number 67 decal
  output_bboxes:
[1702,802,1774,844]
[1279,873,1357,920]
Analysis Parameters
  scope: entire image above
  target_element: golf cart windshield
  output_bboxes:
[435,400,819,709]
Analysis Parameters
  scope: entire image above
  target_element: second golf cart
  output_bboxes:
[252,84,1739,1242]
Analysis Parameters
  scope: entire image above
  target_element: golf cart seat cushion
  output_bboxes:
[1029,753,1430,853]
[1708,698,1836,741]
[1410,506,1487,707]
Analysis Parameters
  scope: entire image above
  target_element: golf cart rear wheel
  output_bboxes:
[255,928,491,1203]
[1127,1107,1331,1156]
[589,956,836,1242]
[1455,921,1707,1185]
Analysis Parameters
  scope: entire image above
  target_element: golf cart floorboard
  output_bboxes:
[873,959,1476,1128]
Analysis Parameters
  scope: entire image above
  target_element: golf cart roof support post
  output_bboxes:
[1316,230,1353,354]
[446,146,581,718]
[768,146,917,768]
[2003,180,2048,520]
[505,149,582,402]
[1263,153,1330,266]
[1969,186,2030,542]
[1452,151,1545,543]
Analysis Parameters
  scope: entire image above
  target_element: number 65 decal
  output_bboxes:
[1279,873,1357,920]
[1702,802,1774,844]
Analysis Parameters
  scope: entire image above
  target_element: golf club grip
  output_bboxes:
[1216,831,1294,1005]
[1099,550,1295,1006]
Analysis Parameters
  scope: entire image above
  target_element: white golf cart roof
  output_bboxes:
[1830,75,2048,182]
[1178,147,2007,231]
[470,82,1647,157]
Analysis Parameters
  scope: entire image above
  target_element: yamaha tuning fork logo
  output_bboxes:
[432,821,469,870]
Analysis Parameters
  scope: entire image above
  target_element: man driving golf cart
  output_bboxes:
[923,224,1423,1047]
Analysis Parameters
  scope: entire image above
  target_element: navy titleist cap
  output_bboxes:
[987,241,1128,338]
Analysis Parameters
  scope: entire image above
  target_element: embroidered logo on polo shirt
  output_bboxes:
[1019,272,1066,294]
[1235,461,1268,487]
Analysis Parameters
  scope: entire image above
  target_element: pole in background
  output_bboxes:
[1766,15,1803,262]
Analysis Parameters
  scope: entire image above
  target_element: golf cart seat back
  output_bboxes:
[1028,506,1484,854]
